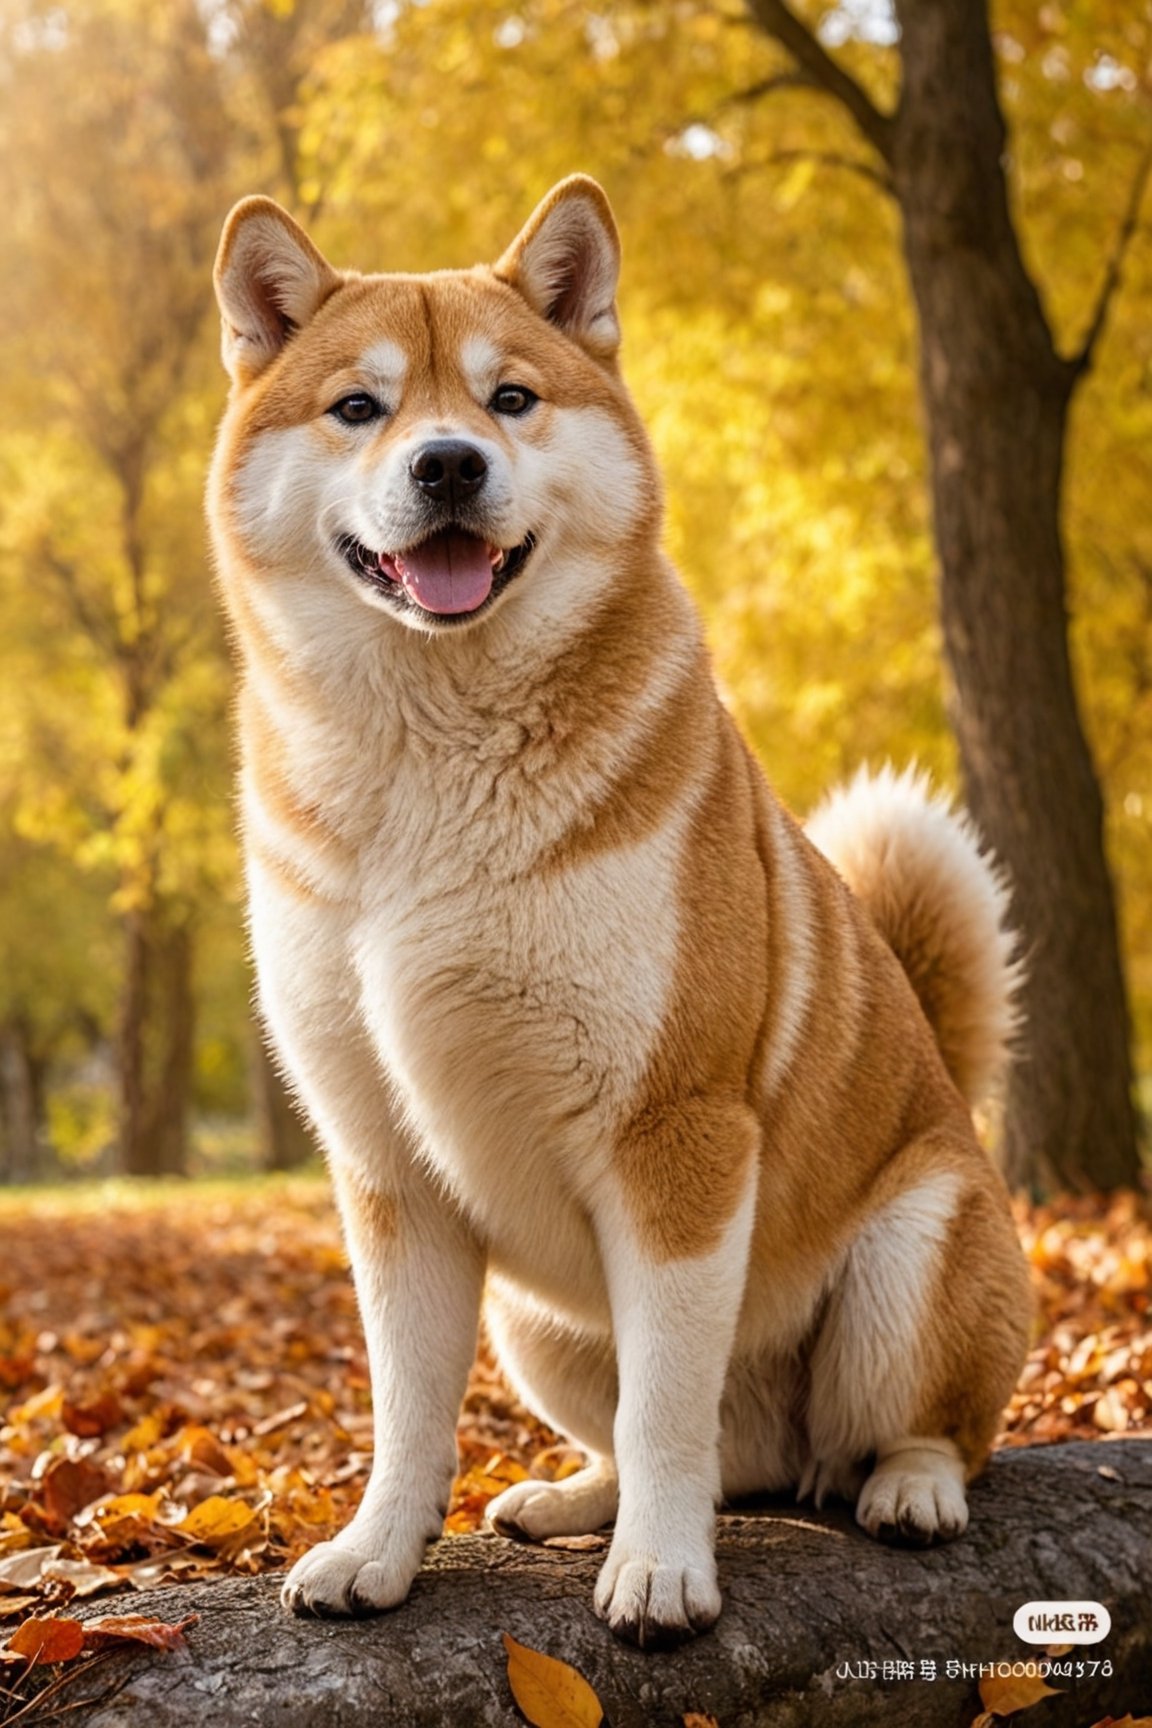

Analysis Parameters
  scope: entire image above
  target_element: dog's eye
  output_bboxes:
[490,384,537,417]
[330,393,383,425]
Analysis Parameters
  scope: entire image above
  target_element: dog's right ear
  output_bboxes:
[214,198,342,385]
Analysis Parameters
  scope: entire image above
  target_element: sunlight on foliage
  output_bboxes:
[0,0,1149,1170]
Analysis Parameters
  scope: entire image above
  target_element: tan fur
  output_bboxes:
[207,177,1030,1646]
[807,764,1021,1106]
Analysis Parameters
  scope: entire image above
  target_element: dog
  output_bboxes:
[207,175,1031,1649]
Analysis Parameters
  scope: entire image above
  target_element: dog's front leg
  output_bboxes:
[592,1107,759,1649]
[283,1160,484,1617]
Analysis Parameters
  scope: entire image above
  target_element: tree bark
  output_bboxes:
[141,919,195,1177]
[119,908,194,1177]
[888,0,1139,1194]
[744,0,1140,1193]
[118,905,152,1177]
[0,1021,44,1182]
[62,1441,1151,1727]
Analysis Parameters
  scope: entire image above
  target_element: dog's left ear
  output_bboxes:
[495,176,621,360]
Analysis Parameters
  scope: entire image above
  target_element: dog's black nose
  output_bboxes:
[410,440,488,503]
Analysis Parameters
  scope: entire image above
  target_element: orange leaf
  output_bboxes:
[1088,1718,1152,1727]
[83,1613,198,1652]
[979,1669,1063,1717]
[179,1426,235,1477]
[175,1496,258,1547]
[7,1615,85,1665]
[503,1632,604,1728]
[683,1715,721,1727]
[62,1390,124,1439]
[40,1457,110,1527]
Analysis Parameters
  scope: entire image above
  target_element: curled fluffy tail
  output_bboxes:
[805,765,1021,1109]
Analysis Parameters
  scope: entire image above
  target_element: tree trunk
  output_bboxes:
[61,1440,1152,1727]
[889,0,1140,1192]
[253,1037,316,1172]
[0,1021,43,1182]
[742,0,1141,1192]
[118,907,153,1177]
[141,919,195,1177]
[119,908,194,1177]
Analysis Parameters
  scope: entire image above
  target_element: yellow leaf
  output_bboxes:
[979,1669,1063,1716]
[121,1412,165,1454]
[8,1384,63,1425]
[175,1497,257,1547]
[0,1528,32,1559]
[93,1491,162,1524]
[502,1632,604,1728]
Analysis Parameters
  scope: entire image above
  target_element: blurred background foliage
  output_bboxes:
[0,0,1148,1177]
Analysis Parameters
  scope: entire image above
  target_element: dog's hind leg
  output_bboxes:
[484,1280,619,1541]
[806,1137,1029,1545]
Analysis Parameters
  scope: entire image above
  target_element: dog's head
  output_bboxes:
[211,177,659,635]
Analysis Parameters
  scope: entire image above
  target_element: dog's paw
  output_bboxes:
[593,1543,720,1650]
[856,1444,968,1548]
[487,1465,618,1543]
[281,1538,421,1618]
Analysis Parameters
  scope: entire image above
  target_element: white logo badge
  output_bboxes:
[1014,1601,1111,1645]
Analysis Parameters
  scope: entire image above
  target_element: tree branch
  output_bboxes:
[726,146,895,196]
[1071,143,1152,375]
[40,547,120,659]
[715,70,818,110]
[743,0,894,162]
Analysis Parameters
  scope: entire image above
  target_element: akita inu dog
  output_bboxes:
[208,176,1030,1649]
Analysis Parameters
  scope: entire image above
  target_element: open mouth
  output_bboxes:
[337,527,535,622]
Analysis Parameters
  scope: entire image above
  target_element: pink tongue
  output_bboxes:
[394,531,493,615]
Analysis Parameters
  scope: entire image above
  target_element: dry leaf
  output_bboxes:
[0,1547,62,1591]
[7,1615,85,1665]
[683,1715,721,1727]
[83,1612,197,1651]
[1087,1718,1152,1727]
[979,1669,1063,1716]
[503,1632,604,1728]
[62,1390,123,1438]
[41,1557,123,1598]
[174,1497,258,1547]
[0,1526,33,1559]
[0,1596,45,1621]
[40,1458,110,1527]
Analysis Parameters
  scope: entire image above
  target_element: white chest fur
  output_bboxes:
[244,631,694,1331]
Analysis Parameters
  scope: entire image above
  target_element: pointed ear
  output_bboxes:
[213,197,342,384]
[494,176,621,360]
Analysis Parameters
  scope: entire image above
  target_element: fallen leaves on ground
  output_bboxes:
[972,1667,1063,1721]
[0,1179,577,1621]
[4,1610,194,1666]
[0,1177,1145,1640]
[998,1192,1151,1446]
[0,1610,195,1726]
[503,1633,604,1728]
